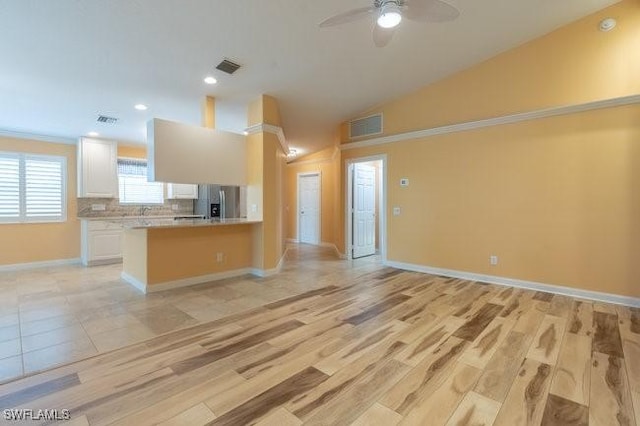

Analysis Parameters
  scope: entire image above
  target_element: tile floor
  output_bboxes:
[0,245,379,383]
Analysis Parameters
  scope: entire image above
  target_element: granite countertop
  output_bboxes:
[79,215,204,221]
[121,217,261,229]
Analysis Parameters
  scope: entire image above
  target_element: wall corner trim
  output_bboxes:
[245,123,289,155]
[0,258,81,272]
[385,260,640,308]
[340,94,640,151]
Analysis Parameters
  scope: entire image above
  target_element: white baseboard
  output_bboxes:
[319,242,347,259]
[121,268,254,294]
[385,260,640,308]
[251,248,288,277]
[84,258,123,267]
[286,238,299,244]
[120,272,148,293]
[0,258,81,272]
[121,249,290,292]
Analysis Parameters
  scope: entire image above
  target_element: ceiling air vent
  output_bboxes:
[216,59,241,75]
[349,113,383,139]
[97,115,119,124]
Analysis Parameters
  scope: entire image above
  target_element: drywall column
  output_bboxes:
[247,95,287,271]
[202,96,215,129]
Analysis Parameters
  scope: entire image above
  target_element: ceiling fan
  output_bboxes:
[319,0,460,47]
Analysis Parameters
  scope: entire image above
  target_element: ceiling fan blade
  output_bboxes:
[404,0,460,23]
[319,7,376,28]
[372,24,396,48]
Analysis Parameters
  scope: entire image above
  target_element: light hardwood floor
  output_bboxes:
[0,245,637,426]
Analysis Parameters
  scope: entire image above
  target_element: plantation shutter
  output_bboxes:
[0,153,66,222]
[24,156,65,220]
[0,153,21,220]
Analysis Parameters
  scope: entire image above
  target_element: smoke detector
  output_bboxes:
[599,18,616,32]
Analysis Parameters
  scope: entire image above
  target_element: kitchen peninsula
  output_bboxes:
[121,218,262,293]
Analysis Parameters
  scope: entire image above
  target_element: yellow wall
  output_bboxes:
[117,145,146,159]
[342,104,640,298]
[285,146,341,245]
[0,136,80,265]
[247,95,287,270]
[338,0,640,298]
[146,225,253,284]
[342,0,640,142]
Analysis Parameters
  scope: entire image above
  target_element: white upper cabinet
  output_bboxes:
[167,183,198,199]
[77,138,118,198]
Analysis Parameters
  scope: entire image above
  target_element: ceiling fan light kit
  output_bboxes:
[319,0,460,47]
[377,1,403,28]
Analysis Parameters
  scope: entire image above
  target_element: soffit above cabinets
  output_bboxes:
[147,119,247,186]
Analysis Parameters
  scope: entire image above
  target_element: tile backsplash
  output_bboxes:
[77,198,193,218]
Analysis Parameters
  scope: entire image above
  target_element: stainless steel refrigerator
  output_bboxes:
[194,185,246,219]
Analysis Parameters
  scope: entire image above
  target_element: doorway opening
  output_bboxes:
[346,155,386,260]
[297,172,321,245]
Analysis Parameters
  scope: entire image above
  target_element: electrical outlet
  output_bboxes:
[171,204,179,211]
[216,252,224,263]
[400,178,409,187]
[251,204,258,213]
[490,255,498,265]
[393,207,401,216]
[91,204,106,211]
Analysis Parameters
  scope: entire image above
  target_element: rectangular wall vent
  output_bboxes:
[349,114,383,139]
[216,59,241,75]
[97,115,119,124]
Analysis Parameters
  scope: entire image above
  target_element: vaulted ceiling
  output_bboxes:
[0,0,619,154]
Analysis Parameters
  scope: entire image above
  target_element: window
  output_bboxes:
[117,158,164,204]
[0,152,66,223]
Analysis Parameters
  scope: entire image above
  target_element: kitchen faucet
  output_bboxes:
[140,206,152,216]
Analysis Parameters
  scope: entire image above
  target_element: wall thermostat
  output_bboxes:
[400,178,409,187]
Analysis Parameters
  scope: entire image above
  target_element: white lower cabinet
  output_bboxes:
[81,220,124,266]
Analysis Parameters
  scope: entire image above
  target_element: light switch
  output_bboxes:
[400,178,409,187]
[393,207,401,216]
[251,204,258,213]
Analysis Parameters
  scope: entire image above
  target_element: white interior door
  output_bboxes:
[299,173,320,244]
[352,164,376,258]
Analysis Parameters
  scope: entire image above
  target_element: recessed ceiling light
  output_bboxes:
[243,131,249,136]
[204,76,218,85]
[88,131,99,137]
[134,104,148,111]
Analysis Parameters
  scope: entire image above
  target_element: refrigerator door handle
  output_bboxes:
[220,190,225,219]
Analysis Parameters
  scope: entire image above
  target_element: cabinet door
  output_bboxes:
[167,183,198,199]
[88,231,123,261]
[78,138,118,198]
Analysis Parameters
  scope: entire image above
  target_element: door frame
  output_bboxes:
[345,155,387,261]
[297,171,321,245]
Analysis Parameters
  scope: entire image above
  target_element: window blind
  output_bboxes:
[117,158,164,204]
[0,152,66,223]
